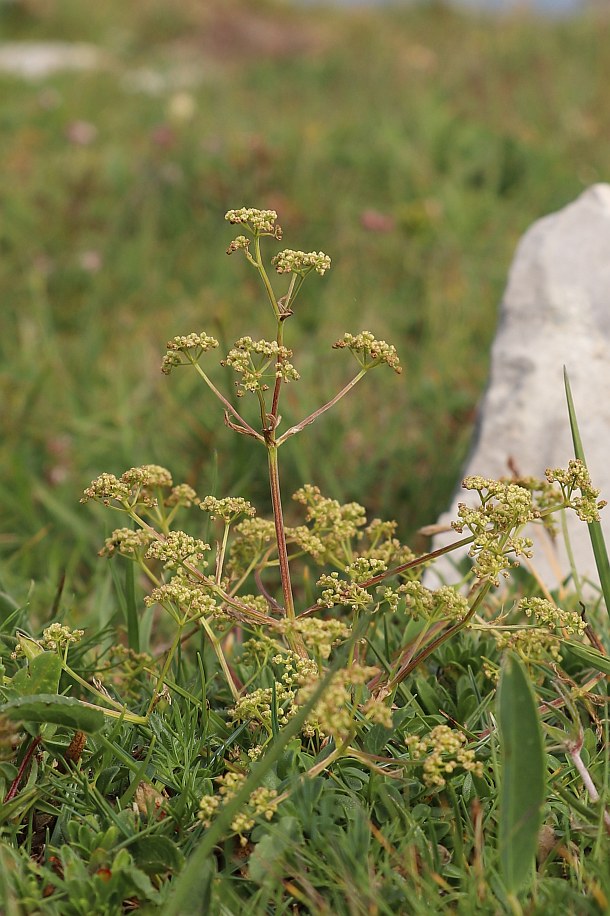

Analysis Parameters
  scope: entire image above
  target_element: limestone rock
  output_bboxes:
[0,42,106,79]
[427,184,610,591]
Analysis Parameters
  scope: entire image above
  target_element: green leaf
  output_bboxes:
[0,694,105,732]
[497,653,546,896]
[564,368,610,619]
[248,817,302,884]
[12,652,61,697]
[130,836,184,876]
[562,640,610,676]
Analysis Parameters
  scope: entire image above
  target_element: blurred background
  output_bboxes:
[1,0,608,620]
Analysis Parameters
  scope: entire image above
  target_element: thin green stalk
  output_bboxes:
[276,369,367,445]
[62,662,129,713]
[146,626,183,718]
[560,508,584,601]
[215,522,231,586]
[254,235,280,318]
[189,359,264,442]
[199,616,240,702]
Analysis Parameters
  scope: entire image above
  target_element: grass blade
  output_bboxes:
[497,653,545,896]
[561,640,610,676]
[110,560,140,653]
[564,367,610,619]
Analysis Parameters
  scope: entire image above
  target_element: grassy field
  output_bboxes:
[0,1,609,913]
[2,0,609,612]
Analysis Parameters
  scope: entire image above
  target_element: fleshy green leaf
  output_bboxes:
[497,653,546,895]
[0,694,105,732]
[130,836,184,876]
[11,652,62,697]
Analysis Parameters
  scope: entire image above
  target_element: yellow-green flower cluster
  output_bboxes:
[99,527,154,559]
[231,681,297,729]
[361,695,394,729]
[399,581,470,622]
[333,331,402,374]
[495,628,562,663]
[507,475,564,535]
[146,532,210,570]
[293,485,367,564]
[452,477,536,584]
[405,725,483,788]
[546,459,606,523]
[200,496,256,523]
[144,580,217,618]
[364,519,417,571]
[285,525,326,560]
[234,593,271,616]
[165,484,200,508]
[81,465,173,508]
[226,235,251,255]
[231,649,318,730]
[518,597,586,636]
[280,617,350,659]
[227,518,277,574]
[222,337,299,396]
[225,207,281,237]
[42,623,84,651]
[299,664,379,740]
[198,771,279,846]
[161,332,219,375]
[316,572,372,612]
[345,557,387,580]
[272,650,319,685]
[272,249,331,276]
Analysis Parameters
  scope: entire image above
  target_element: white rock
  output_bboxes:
[427,184,610,591]
[0,42,106,79]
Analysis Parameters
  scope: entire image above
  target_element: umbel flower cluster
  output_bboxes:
[79,208,605,848]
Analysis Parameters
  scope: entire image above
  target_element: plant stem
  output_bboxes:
[215,522,231,586]
[199,616,241,702]
[267,445,307,658]
[62,662,130,713]
[276,370,367,445]
[146,627,183,718]
[270,319,285,421]
[568,742,610,835]
[254,235,280,318]
[190,360,264,442]
[379,580,492,692]
[297,534,475,619]
[4,736,42,803]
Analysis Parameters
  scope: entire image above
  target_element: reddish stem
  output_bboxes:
[4,735,42,803]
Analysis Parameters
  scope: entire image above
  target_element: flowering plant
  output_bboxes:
[69,209,610,851]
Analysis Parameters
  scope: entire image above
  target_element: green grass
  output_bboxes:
[0,2,609,912]
[2,0,609,614]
